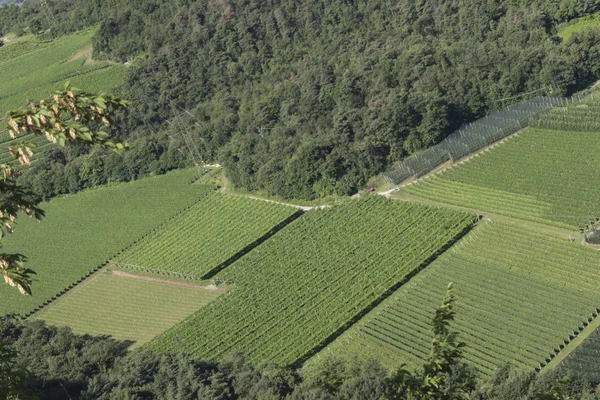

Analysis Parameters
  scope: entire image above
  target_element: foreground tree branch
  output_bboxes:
[0,83,129,295]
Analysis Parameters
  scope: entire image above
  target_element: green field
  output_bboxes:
[558,12,600,41]
[0,29,126,116]
[113,194,300,279]
[146,197,475,366]
[35,271,223,346]
[317,220,600,376]
[0,169,212,316]
[530,94,600,132]
[561,325,600,380]
[402,127,600,229]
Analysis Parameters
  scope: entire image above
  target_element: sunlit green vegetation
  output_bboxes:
[36,272,223,346]
[402,127,600,229]
[147,197,474,366]
[319,220,600,376]
[0,169,212,316]
[562,325,600,381]
[558,12,600,41]
[113,194,299,279]
[0,29,125,116]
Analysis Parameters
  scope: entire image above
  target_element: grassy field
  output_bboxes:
[401,127,600,229]
[113,194,300,279]
[35,271,223,347]
[315,219,600,376]
[0,29,126,116]
[558,12,600,41]
[0,169,212,316]
[146,197,475,366]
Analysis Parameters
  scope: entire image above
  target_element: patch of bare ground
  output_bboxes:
[65,44,94,64]
[111,270,228,292]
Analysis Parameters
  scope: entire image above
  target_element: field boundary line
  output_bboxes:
[244,195,330,211]
[290,215,479,368]
[22,188,215,320]
[202,209,305,280]
[544,309,600,371]
[111,270,227,292]
[30,273,102,319]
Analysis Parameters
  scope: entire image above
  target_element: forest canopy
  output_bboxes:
[3,0,600,199]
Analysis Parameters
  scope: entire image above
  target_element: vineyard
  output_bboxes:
[530,94,600,132]
[0,169,212,316]
[113,194,301,279]
[35,271,223,346]
[401,128,600,229]
[562,327,600,381]
[384,96,568,185]
[146,197,475,366]
[317,220,600,376]
[0,29,126,116]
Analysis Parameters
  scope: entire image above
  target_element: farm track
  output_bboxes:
[111,270,228,292]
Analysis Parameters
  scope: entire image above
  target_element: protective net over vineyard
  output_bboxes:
[384,95,581,184]
[146,197,475,366]
[317,220,600,376]
[402,126,600,229]
[530,92,600,132]
[562,326,600,381]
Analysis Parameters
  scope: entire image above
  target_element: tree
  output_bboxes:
[0,340,28,399]
[389,283,477,400]
[0,83,128,295]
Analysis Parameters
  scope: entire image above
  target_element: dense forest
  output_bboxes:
[2,0,600,199]
[2,315,599,399]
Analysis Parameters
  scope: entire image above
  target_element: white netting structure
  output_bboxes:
[384,96,576,185]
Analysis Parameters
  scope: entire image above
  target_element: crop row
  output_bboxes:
[318,220,600,376]
[36,273,222,346]
[403,128,600,229]
[113,194,301,278]
[145,197,475,366]
[562,329,600,380]
[1,168,212,316]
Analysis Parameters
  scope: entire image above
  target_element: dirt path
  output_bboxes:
[245,195,330,211]
[111,270,228,292]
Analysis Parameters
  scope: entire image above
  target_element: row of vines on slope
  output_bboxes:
[112,194,301,279]
[145,196,475,366]
[402,127,600,229]
[317,220,600,376]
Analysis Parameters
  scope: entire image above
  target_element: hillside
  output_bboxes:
[3,1,600,201]
[400,95,600,229]
[316,219,600,375]
[5,1,600,398]
[0,29,125,116]
[146,197,474,365]
[0,169,211,315]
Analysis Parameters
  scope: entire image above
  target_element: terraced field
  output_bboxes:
[317,220,600,376]
[0,169,212,315]
[402,128,600,229]
[35,272,223,346]
[113,194,301,279]
[146,197,475,366]
[0,29,125,116]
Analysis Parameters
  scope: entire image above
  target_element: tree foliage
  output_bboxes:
[389,283,476,400]
[4,1,600,200]
[0,84,128,295]
[0,287,599,399]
